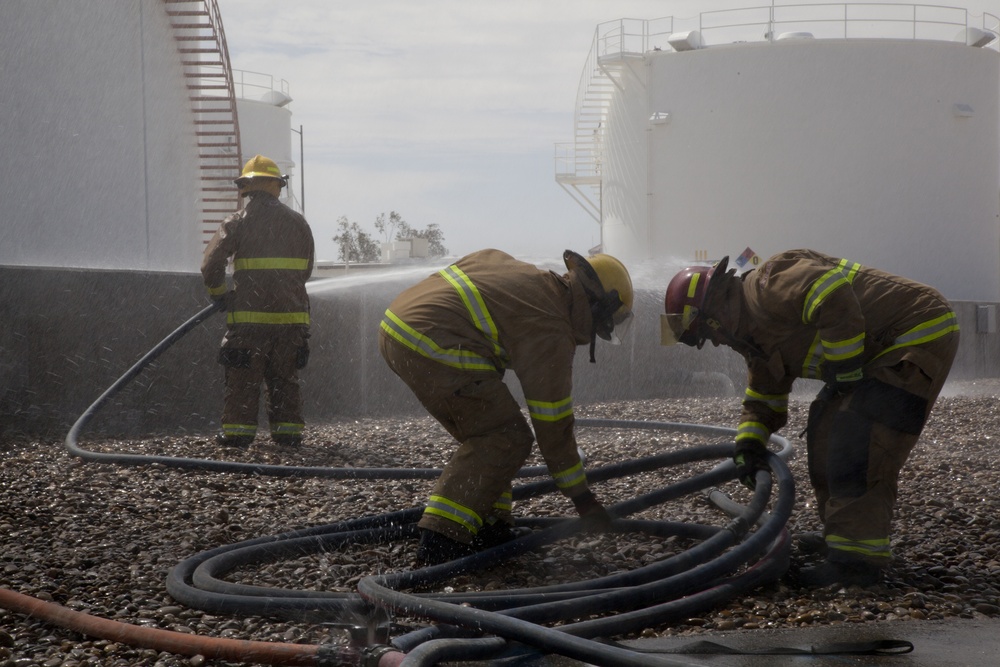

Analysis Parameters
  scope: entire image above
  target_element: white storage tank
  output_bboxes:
[559,4,1000,302]
[233,70,302,213]
[0,0,239,273]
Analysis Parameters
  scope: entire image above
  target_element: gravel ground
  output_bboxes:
[2,380,1000,666]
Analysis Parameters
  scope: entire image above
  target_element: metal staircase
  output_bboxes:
[555,19,656,224]
[163,0,243,241]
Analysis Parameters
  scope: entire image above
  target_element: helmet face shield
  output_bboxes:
[564,249,635,346]
[659,307,701,346]
[604,301,634,345]
[662,256,730,348]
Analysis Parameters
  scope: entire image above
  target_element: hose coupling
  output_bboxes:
[361,644,403,667]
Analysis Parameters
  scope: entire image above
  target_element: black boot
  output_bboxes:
[472,522,529,551]
[795,558,883,588]
[216,433,254,448]
[416,529,474,565]
[794,531,828,556]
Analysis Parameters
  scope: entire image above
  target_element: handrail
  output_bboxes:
[591,3,1000,56]
[231,68,292,102]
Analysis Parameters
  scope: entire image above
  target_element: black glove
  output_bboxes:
[211,291,232,311]
[572,490,613,531]
[295,344,310,370]
[733,441,769,490]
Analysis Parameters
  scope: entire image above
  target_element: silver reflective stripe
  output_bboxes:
[801,332,824,379]
[380,309,496,371]
[875,311,960,360]
[822,331,865,362]
[552,461,586,489]
[744,388,788,413]
[439,264,509,364]
[526,396,573,422]
[736,421,768,446]
[827,534,891,559]
[802,258,860,324]
[424,495,483,533]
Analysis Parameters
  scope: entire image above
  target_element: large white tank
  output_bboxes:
[233,70,302,213]
[565,4,1000,302]
[0,0,213,273]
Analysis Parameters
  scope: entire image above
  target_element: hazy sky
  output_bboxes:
[215,0,999,263]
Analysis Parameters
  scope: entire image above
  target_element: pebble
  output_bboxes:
[1,386,999,664]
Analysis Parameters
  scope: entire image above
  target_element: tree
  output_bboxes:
[374,211,404,244]
[395,218,449,258]
[332,216,380,263]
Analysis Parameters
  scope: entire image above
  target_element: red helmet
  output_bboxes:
[661,256,729,348]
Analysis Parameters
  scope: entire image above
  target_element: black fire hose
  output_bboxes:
[63,300,552,480]
[54,302,798,666]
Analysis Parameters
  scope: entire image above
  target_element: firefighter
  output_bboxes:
[661,249,959,587]
[379,249,634,565]
[201,155,315,447]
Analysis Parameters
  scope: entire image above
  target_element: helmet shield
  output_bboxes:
[661,256,730,348]
[564,249,634,343]
[235,154,289,193]
[607,302,634,344]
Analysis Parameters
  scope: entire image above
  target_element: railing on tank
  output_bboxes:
[232,69,292,103]
[592,4,1000,55]
[555,2,999,223]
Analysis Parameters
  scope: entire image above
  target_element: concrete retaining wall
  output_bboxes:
[2,267,995,438]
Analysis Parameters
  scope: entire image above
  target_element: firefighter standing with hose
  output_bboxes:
[201,155,315,448]
[661,248,959,587]
[379,249,634,565]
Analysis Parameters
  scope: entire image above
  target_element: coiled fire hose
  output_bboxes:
[3,302,796,666]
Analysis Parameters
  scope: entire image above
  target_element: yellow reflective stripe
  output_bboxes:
[744,388,788,413]
[526,396,573,422]
[681,272,702,328]
[439,264,509,364]
[801,332,824,379]
[802,258,860,324]
[380,309,496,371]
[874,311,960,360]
[492,491,513,513]
[424,495,483,533]
[686,272,701,298]
[207,283,227,296]
[826,534,891,559]
[822,331,865,362]
[552,461,587,489]
[227,311,310,325]
[270,422,303,435]
[233,257,310,271]
[222,423,257,437]
[736,421,768,446]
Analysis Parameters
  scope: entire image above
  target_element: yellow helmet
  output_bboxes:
[234,154,287,194]
[563,250,634,343]
[588,253,634,312]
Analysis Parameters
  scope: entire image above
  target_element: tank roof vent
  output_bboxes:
[668,30,703,52]
[958,27,997,48]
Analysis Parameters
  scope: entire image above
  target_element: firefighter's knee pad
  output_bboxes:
[849,379,928,435]
[218,347,251,368]
[827,408,873,498]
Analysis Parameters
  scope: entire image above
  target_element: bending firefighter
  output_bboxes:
[201,155,315,447]
[662,248,958,587]
[379,249,634,565]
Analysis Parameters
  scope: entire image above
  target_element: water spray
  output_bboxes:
[10,301,798,666]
